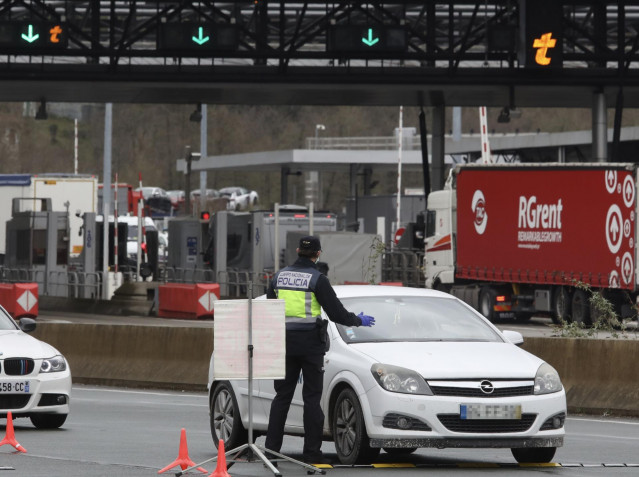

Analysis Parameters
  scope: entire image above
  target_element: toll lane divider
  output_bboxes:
[0,282,38,319]
[157,283,220,319]
[32,324,639,416]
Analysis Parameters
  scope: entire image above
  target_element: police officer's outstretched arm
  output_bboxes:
[314,274,374,327]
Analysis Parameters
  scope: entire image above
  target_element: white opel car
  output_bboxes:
[208,286,566,464]
[0,309,71,429]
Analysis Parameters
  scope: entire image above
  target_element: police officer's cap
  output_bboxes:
[299,235,321,252]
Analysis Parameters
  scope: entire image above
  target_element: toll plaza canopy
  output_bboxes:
[178,126,639,175]
[177,126,639,202]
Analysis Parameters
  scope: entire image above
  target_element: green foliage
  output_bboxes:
[551,281,633,339]
[364,235,387,284]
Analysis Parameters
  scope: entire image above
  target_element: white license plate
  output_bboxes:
[0,381,30,393]
[460,404,521,420]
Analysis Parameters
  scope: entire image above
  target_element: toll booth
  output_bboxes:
[167,217,208,270]
[4,198,69,296]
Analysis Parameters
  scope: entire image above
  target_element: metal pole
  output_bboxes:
[592,91,607,162]
[114,173,118,273]
[247,281,254,444]
[136,200,142,281]
[274,203,280,273]
[199,104,208,214]
[185,146,192,216]
[102,103,112,299]
[395,106,403,249]
[309,201,314,236]
[74,118,79,175]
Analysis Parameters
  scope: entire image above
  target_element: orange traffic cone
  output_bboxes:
[0,412,26,453]
[208,440,230,477]
[158,428,208,474]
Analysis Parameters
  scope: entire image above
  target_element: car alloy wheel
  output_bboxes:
[210,382,247,449]
[332,388,380,465]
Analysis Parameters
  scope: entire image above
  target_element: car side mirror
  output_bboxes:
[19,317,36,333]
[502,330,524,346]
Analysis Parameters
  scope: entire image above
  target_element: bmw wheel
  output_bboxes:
[210,382,247,449]
[511,447,556,463]
[332,388,380,465]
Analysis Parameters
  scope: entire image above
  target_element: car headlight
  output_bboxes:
[534,363,562,395]
[371,363,433,395]
[40,356,67,373]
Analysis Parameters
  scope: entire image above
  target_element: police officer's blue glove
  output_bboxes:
[358,312,375,327]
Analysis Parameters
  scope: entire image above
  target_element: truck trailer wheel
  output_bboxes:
[552,286,572,324]
[571,288,592,326]
[479,287,497,322]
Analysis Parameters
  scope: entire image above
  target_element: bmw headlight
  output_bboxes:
[371,364,432,395]
[40,356,67,373]
[534,363,562,395]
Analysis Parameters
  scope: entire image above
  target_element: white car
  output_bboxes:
[0,310,71,429]
[207,286,566,464]
[219,186,259,211]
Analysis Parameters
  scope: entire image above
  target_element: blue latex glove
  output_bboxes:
[358,312,375,327]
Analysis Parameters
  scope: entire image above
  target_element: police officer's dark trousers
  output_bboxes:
[264,352,324,460]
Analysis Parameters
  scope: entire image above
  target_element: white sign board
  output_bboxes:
[213,299,286,380]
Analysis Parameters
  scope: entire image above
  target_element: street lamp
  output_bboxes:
[314,124,326,149]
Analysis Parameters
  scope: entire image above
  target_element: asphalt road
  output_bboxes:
[2,385,639,477]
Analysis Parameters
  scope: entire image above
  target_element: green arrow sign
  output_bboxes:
[192,27,210,45]
[21,24,39,43]
[361,28,379,47]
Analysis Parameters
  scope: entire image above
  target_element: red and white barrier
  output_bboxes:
[158,283,220,319]
[0,283,38,319]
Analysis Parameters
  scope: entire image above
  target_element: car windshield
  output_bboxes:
[333,296,503,343]
[0,306,18,331]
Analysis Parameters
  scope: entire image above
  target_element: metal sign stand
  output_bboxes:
[176,282,325,477]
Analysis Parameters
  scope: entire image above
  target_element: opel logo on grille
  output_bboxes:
[479,380,494,394]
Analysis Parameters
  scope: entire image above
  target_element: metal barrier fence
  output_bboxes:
[0,248,424,302]
[0,267,104,299]
[159,266,270,298]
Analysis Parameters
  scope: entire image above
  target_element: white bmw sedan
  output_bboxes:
[208,286,566,464]
[0,308,71,429]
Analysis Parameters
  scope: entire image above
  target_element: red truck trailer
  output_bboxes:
[424,163,637,325]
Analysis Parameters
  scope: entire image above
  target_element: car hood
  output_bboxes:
[348,341,543,379]
[0,330,59,358]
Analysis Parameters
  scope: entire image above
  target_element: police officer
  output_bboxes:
[264,235,375,464]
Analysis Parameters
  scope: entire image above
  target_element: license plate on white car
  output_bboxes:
[0,381,30,393]
[460,404,521,420]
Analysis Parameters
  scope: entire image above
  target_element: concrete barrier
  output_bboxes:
[33,323,639,415]
[522,337,639,417]
[33,323,213,390]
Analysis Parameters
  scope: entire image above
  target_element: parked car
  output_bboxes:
[190,188,219,201]
[0,310,71,429]
[208,286,566,465]
[134,187,172,217]
[219,186,259,210]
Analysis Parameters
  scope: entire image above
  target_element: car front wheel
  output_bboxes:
[30,413,67,429]
[332,388,380,465]
[511,447,556,463]
[210,382,248,449]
